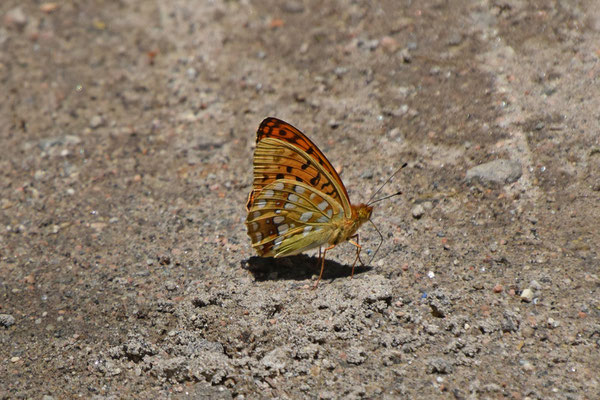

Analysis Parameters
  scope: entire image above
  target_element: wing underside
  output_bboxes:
[245,179,343,257]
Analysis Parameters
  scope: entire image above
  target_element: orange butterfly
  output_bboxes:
[245,117,374,287]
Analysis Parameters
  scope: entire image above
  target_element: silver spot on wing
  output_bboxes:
[277,224,289,235]
[300,211,313,222]
[317,201,328,210]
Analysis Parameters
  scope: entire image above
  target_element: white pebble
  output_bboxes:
[520,288,534,302]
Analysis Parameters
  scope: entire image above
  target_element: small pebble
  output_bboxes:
[40,3,60,13]
[90,115,104,129]
[360,170,373,179]
[281,1,304,13]
[520,288,534,302]
[492,284,503,293]
[521,360,535,372]
[465,159,522,185]
[363,39,380,51]
[186,68,198,80]
[0,314,16,328]
[4,7,27,30]
[10,356,20,362]
[380,36,399,52]
[387,128,402,140]
[547,318,559,328]
[412,204,425,219]
[521,326,535,338]
[446,32,463,46]
[529,280,542,290]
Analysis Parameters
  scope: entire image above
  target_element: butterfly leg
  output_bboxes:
[348,234,364,278]
[313,244,335,289]
[315,246,322,271]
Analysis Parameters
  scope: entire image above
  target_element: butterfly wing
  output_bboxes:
[248,117,352,218]
[246,179,344,257]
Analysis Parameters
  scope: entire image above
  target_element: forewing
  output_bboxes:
[246,179,343,257]
[249,118,352,216]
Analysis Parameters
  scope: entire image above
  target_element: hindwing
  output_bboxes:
[245,179,344,257]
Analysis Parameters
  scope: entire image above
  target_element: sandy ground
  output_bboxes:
[1,0,599,398]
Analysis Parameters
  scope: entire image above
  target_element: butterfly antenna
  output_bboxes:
[368,219,384,264]
[366,162,408,264]
[367,162,407,205]
[368,191,402,205]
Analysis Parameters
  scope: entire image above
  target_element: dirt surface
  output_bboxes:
[1,0,599,398]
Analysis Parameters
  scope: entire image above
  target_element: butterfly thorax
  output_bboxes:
[331,203,373,245]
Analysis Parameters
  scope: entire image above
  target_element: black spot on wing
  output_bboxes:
[310,173,321,185]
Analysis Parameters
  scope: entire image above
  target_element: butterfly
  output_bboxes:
[245,117,375,288]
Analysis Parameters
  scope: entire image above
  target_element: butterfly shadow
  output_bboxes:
[243,254,372,284]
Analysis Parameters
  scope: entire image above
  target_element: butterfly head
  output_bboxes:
[355,203,373,225]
